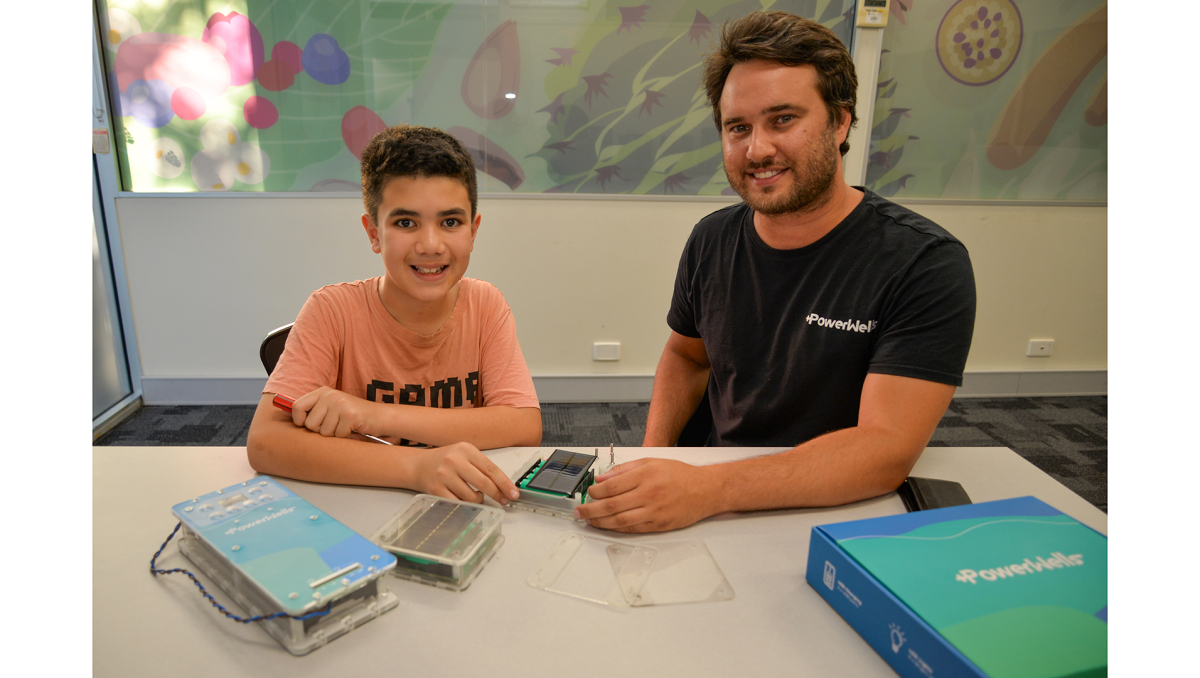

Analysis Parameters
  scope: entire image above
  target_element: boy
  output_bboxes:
[247,125,541,506]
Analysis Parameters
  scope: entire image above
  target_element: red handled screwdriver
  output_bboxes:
[272,393,393,446]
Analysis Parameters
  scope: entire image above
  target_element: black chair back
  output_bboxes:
[259,323,294,375]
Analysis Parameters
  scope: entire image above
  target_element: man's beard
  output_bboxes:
[725,124,840,216]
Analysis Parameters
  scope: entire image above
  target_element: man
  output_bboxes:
[575,11,976,533]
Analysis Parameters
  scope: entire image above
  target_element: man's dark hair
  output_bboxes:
[360,125,478,222]
[702,11,858,155]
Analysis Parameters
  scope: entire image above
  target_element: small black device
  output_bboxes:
[896,476,972,512]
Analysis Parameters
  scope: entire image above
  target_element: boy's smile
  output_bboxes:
[362,175,480,333]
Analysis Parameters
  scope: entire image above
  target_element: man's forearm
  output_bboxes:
[643,349,710,446]
[701,374,955,513]
[701,424,921,514]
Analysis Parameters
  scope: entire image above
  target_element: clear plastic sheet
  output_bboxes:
[528,533,734,608]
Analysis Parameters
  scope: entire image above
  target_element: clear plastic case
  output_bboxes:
[370,494,505,591]
[526,533,659,607]
[619,539,734,606]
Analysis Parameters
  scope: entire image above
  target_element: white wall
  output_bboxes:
[115,195,1105,403]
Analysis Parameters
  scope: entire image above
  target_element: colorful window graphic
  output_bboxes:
[98,0,857,194]
[99,1,1105,200]
[868,1,1106,200]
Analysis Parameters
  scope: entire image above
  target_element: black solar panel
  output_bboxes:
[389,501,483,556]
[527,449,597,496]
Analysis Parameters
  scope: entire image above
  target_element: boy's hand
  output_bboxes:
[412,442,521,506]
[292,387,381,439]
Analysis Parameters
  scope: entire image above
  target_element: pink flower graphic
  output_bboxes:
[688,11,712,45]
[537,92,566,123]
[639,90,666,116]
[595,165,625,190]
[618,5,649,34]
[663,171,690,194]
[545,47,579,66]
[583,73,613,107]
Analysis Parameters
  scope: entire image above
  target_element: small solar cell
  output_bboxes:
[387,501,483,556]
[527,450,597,496]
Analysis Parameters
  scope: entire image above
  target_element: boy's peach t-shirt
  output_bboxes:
[265,277,539,440]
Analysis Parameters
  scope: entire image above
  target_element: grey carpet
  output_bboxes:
[95,396,1106,512]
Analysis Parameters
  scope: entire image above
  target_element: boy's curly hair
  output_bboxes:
[360,125,478,221]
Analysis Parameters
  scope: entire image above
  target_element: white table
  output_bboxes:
[93,446,1106,676]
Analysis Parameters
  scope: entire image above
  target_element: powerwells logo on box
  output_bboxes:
[955,551,1084,584]
[805,313,877,333]
[224,506,296,535]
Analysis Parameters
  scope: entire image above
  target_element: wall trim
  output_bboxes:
[533,375,656,402]
[140,370,1106,406]
[956,370,1107,398]
[142,377,270,405]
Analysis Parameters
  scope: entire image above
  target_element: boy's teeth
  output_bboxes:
[415,266,444,274]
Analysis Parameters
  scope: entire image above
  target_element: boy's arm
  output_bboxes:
[290,386,541,449]
[246,393,523,504]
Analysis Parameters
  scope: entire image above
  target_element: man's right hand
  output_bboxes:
[411,442,521,506]
[574,457,721,533]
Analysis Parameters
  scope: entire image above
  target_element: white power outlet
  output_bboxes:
[1027,340,1054,357]
[593,342,620,361]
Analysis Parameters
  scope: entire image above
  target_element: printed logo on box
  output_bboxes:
[889,623,906,653]
[955,551,1085,584]
[823,561,836,590]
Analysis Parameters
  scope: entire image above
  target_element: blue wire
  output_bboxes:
[150,522,332,624]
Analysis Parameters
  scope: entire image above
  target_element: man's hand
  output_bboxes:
[411,442,521,506]
[573,458,718,533]
[291,386,383,439]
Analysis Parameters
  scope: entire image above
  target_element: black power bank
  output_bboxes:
[896,476,972,512]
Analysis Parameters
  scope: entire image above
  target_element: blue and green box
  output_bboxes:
[806,496,1106,678]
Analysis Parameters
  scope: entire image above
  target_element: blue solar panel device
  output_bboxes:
[162,477,399,655]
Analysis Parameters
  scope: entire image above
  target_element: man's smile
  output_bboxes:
[750,168,787,180]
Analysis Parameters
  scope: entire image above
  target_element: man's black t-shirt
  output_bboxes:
[667,189,976,447]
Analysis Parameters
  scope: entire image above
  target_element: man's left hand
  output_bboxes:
[574,458,718,533]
